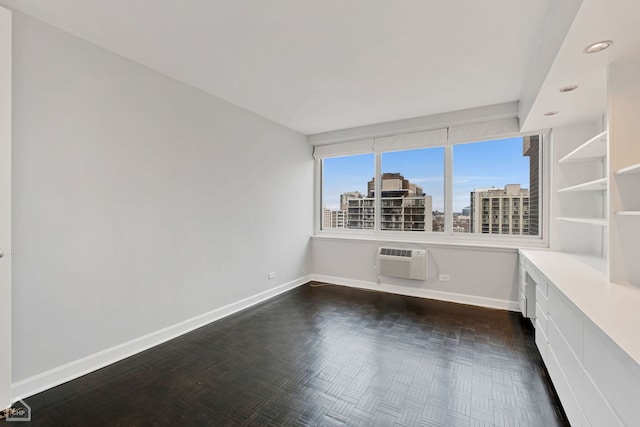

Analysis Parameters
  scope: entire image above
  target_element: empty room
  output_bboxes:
[0,1,639,426]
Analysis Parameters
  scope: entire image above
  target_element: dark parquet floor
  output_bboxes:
[21,283,569,426]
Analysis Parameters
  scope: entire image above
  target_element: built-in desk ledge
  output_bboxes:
[519,249,640,365]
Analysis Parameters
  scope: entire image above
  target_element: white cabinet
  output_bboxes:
[519,250,640,427]
[518,257,536,319]
[534,278,549,363]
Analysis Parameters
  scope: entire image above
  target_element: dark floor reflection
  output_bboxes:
[24,283,568,426]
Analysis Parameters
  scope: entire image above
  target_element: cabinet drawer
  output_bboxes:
[535,319,548,363]
[583,321,640,426]
[536,285,548,314]
[535,303,548,337]
[536,278,548,299]
[548,285,583,361]
[548,319,586,402]
[546,345,582,427]
[581,367,623,427]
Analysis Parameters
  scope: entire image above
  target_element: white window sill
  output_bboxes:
[312,230,548,252]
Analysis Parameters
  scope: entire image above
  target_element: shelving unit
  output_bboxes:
[554,127,608,261]
[550,61,640,286]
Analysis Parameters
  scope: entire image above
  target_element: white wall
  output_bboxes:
[11,12,313,385]
[0,5,11,410]
[310,237,520,310]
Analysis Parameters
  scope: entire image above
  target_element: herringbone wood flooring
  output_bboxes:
[23,283,569,426]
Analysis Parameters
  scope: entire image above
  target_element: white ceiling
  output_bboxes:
[1,0,638,135]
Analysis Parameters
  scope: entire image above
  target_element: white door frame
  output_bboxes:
[0,5,12,410]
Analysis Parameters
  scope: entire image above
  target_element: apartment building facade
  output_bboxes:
[470,184,530,235]
[344,173,433,231]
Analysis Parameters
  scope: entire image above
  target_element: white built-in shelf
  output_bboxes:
[616,163,640,175]
[558,130,608,163]
[557,217,608,226]
[616,211,640,216]
[557,178,608,192]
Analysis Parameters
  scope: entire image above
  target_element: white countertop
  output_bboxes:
[519,249,640,365]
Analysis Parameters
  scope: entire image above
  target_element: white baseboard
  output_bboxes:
[309,274,520,312]
[11,276,309,401]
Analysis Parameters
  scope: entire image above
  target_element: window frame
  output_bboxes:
[315,130,550,249]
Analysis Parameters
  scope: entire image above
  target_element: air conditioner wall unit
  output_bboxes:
[376,247,427,280]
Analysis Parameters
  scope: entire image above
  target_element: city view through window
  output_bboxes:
[322,136,540,236]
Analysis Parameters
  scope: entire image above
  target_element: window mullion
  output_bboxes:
[374,152,381,232]
[444,143,453,234]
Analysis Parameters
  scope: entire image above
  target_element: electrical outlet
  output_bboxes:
[439,274,450,282]
[268,272,276,280]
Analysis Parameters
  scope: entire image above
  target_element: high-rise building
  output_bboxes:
[345,196,375,229]
[470,184,530,235]
[344,173,433,231]
[322,208,347,229]
[322,191,361,230]
[523,136,539,236]
[340,192,363,211]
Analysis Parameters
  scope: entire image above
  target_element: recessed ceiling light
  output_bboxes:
[559,85,579,93]
[584,41,612,54]
[544,111,558,116]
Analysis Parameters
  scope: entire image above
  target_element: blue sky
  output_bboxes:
[323,137,530,212]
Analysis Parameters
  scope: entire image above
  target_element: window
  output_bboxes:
[454,136,540,236]
[380,148,444,232]
[321,153,373,230]
[318,132,543,239]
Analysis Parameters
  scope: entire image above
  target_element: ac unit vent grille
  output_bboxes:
[379,248,412,257]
